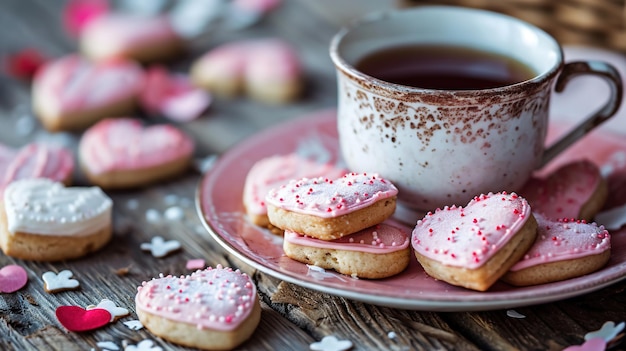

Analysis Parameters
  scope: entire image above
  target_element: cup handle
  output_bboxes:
[540,61,623,168]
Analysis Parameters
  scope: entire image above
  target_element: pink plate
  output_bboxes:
[196,109,626,311]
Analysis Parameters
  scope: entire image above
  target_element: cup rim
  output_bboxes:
[329,5,564,96]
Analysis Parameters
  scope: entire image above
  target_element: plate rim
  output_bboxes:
[195,110,626,311]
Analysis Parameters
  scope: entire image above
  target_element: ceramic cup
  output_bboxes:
[330,6,623,212]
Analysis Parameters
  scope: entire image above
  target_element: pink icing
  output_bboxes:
[81,13,180,59]
[33,54,144,115]
[243,153,346,216]
[135,265,257,331]
[284,223,409,253]
[79,118,194,174]
[140,66,211,122]
[0,143,74,194]
[520,160,601,219]
[265,172,398,218]
[411,192,531,269]
[509,214,610,271]
[197,38,301,82]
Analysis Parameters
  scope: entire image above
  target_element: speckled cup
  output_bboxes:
[330,6,622,212]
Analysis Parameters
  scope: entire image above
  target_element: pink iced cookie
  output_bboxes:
[520,160,607,221]
[243,153,346,228]
[283,223,410,279]
[140,66,211,122]
[0,143,74,194]
[503,214,611,286]
[412,192,538,291]
[191,38,302,104]
[266,172,398,240]
[135,265,261,350]
[79,118,194,189]
[80,13,184,62]
[32,54,144,132]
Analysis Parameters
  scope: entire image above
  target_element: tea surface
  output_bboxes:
[355,45,536,90]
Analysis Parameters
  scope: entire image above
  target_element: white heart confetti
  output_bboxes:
[310,335,353,351]
[124,339,163,351]
[123,319,144,330]
[506,310,526,319]
[96,341,120,351]
[42,270,80,293]
[140,236,181,258]
[585,321,625,342]
[87,298,129,322]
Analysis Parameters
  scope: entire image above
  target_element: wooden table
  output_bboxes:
[1,1,625,350]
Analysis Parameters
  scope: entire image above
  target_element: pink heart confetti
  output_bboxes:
[0,264,28,293]
[562,337,606,351]
[63,0,109,37]
[55,306,112,332]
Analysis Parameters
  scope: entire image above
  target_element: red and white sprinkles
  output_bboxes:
[135,265,256,331]
[265,172,397,218]
[411,192,531,269]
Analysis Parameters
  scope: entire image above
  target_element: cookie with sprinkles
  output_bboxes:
[266,172,398,240]
[502,213,611,286]
[135,265,261,350]
[0,178,112,261]
[411,192,537,291]
[283,222,410,279]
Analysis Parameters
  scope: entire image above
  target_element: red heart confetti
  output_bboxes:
[3,48,47,80]
[0,265,28,293]
[55,306,112,332]
[62,0,109,37]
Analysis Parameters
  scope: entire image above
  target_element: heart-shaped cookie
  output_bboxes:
[412,192,537,291]
[520,160,606,220]
[135,265,261,350]
[266,172,397,218]
[0,143,74,194]
[32,54,144,131]
[79,118,194,188]
[56,305,112,332]
[243,153,346,227]
[503,214,611,286]
[0,264,28,293]
[4,178,112,236]
[266,172,398,239]
[191,38,302,103]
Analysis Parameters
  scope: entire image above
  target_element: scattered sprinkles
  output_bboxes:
[163,206,185,221]
[145,209,161,222]
[309,335,353,351]
[42,270,80,293]
[140,236,182,258]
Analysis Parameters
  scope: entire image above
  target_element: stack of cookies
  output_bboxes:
[265,172,411,279]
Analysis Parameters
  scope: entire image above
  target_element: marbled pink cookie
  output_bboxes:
[135,265,261,349]
[79,118,194,188]
[266,172,397,218]
[0,143,74,194]
[284,223,409,253]
[503,214,611,286]
[411,192,537,291]
[243,153,346,226]
[32,54,144,131]
[191,38,302,103]
[520,160,606,220]
[80,13,183,62]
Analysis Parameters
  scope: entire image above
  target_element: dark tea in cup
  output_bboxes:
[355,45,536,90]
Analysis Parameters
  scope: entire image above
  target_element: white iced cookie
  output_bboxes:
[0,178,113,261]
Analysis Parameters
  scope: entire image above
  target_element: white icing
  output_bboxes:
[4,178,112,236]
